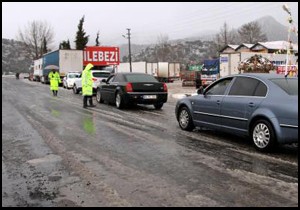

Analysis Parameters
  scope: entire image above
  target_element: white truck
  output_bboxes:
[117,62,147,73]
[33,58,43,82]
[116,61,180,82]
[156,62,180,82]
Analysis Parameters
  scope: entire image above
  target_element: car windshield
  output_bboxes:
[125,74,158,82]
[69,74,79,78]
[269,78,298,95]
[93,72,111,78]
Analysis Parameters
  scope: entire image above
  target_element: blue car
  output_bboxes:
[175,73,298,152]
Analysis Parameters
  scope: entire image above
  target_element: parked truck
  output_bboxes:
[33,58,43,82]
[181,59,219,88]
[117,61,180,82]
[156,62,180,82]
[41,49,83,84]
[201,59,220,87]
[181,70,201,87]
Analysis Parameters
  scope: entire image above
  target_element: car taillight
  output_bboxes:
[92,78,97,82]
[125,82,133,92]
[163,83,168,92]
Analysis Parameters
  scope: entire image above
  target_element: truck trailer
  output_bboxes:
[41,49,83,84]
[117,61,180,82]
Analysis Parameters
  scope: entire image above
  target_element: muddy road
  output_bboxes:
[2,77,298,207]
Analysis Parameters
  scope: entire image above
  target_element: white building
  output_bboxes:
[219,41,298,77]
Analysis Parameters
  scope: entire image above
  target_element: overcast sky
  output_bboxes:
[2,2,298,49]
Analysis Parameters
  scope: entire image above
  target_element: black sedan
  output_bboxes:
[96,73,168,109]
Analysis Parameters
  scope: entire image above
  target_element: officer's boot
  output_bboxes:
[89,97,96,107]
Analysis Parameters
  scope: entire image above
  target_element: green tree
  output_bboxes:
[95,31,100,46]
[59,39,71,49]
[41,37,48,55]
[75,16,89,50]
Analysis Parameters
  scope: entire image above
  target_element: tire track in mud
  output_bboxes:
[22,99,298,206]
[24,114,132,207]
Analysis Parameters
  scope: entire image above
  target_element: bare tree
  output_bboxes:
[155,34,171,62]
[238,21,267,43]
[17,20,54,59]
[213,22,239,52]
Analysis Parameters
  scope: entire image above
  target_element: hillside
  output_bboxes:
[257,16,297,42]
[2,38,32,74]
[2,16,297,74]
[119,16,298,64]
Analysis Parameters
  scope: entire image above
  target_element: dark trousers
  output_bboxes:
[52,90,58,96]
[83,96,94,107]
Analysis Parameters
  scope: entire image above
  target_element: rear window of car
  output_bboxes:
[68,74,79,78]
[269,78,298,95]
[93,72,111,78]
[125,74,158,83]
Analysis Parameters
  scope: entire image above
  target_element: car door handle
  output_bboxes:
[249,102,255,107]
[217,100,221,105]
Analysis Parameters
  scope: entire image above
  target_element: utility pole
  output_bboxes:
[282,4,292,77]
[123,28,132,72]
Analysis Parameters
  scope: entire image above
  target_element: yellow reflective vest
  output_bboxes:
[48,71,61,91]
[82,63,94,96]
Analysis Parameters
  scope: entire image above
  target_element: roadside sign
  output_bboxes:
[83,46,120,66]
[188,65,203,71]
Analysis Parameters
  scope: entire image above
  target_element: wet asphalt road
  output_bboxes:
[2,77,298,207]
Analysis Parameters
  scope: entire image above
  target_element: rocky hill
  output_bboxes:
[119,16,298,65]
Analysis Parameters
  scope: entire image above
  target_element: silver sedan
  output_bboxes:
[175,73,298,152]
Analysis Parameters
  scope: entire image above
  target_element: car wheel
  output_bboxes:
[178,107,195,131]
[96,89,104,103]
[73,85,79,94]
[251,119,276,152]
[115,92,124,109]
[154,103,164,110]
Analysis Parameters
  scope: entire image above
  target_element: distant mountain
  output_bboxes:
[256,15,297,43]
[185,16,298,43]
[118,43,151,61]
[2,15,298,73]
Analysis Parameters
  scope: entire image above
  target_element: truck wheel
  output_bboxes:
[154,103,164,110]
[251,119,277,152]
[178,107,195,131]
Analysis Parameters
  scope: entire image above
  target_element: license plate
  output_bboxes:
[143,95,157,99]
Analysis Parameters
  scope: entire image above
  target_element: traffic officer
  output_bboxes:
[48,69,61,96]
[82,63,96,108]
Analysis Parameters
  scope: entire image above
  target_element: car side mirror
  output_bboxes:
[101,79,107,83]
[197,86,204,95]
